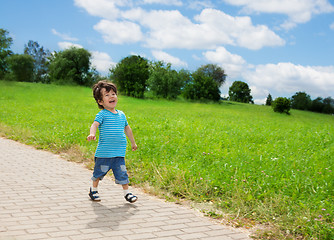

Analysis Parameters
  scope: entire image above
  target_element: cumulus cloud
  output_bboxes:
[140,0,183,6]
[75,0,285,50]
[58,42,83,49]
[51,29,78,41]
[74,0,128,20]
[222,0,334,29]
[93,19,143,44]
[194,9,285,50]
[203,47,246,78]
[151,50,188,67]
[243,63,334,103]
[90,51,116,74]
[123,8,285,50]
[188,0,215,10]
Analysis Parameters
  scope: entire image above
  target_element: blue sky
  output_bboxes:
[1,0,334,104]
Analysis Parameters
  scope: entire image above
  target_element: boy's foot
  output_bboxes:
[125,193,137,203]
[89,187,101,201]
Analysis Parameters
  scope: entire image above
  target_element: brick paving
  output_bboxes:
[0,137,251,240]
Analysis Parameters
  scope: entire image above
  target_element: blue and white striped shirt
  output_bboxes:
[94,109,128,158]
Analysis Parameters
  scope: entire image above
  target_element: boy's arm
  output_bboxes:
[124,125,137,151]
[87,121,100,141]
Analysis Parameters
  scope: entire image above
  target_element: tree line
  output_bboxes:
[266,92,334,115]
[1,28,333,113]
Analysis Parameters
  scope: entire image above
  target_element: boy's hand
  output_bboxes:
[87,135,96,141]
[132,144,138,151]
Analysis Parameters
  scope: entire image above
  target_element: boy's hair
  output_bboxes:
[92,80,117,109]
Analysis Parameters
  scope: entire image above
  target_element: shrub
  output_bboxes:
[272,97,291,114]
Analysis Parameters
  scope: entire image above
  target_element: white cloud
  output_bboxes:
[51,29,78,41]
[188,1,215,10]
[152,50,188,67]
[74,0,128,20]
[58,42,83,49]
[243,62,334,101]
[222,0,334,29]
[90,51,116,74]
[203,46,246,78]
[93,19,143,44]
[140,0,183,6]
[75,0,285,50]
[123,8,285,50]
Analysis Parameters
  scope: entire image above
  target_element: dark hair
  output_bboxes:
[92,80,117,109]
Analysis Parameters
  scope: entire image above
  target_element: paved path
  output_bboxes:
[0,138,251,240]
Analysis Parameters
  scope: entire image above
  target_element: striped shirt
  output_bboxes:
[94,109,128,158]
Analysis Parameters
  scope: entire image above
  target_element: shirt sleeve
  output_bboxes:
[125,116,128,126]
[121,111,128,126]
[94,111,104,125]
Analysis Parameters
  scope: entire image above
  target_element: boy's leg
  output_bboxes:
[110,157,137,203]
[89,157,112,201]
[92,178,99,190]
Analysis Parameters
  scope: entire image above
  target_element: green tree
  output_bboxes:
[48,47,93,86]
[291,91,311,110]
[228,81,254,103]
[272,97,291,114]
[148,61,185,99]
[310,97,324,113]
[110,55,149,98]
[7,54,34,82]
[178,69,192,87]
[183,70,221,101]
[322,97,334,114]
[24,40,51,83]
[0,29,13,79]
[196,64,227,87]
[266,94,273,106]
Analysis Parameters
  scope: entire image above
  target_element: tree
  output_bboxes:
[0,29,13,79]
[7,54,34,82]
[228,81,254,103]
[183,69,221,101]
[291,91,311,110]
[196,64,227,87]
[310,97,324,113]
[24,40,51,83]
[48,47,93,86]
[322,97,334,114]
[178,69,192,87]
[110,55,149,98]
[147,61,185,99]
[266,94,273,106]
[272,97,291,114]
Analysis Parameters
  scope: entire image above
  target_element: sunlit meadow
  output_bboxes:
[0,81,333,239]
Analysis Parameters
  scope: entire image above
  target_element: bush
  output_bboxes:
[272,97,291,114]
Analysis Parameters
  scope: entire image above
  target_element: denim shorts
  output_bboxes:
[91,157,129,185]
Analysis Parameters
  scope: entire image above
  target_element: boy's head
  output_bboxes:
[92,80,118,109]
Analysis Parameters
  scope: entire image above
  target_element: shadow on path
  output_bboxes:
[87,201,139,230]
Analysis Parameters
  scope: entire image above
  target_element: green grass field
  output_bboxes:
[0,81,333,239]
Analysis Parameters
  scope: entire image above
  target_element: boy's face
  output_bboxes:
[98,88,118,110]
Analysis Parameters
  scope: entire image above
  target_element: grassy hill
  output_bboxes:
[0,81,333,239]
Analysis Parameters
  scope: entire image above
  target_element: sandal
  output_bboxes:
[125,193,138,203]
[89,187,101,201]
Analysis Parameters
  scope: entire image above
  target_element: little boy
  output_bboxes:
[87,80,138,203]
